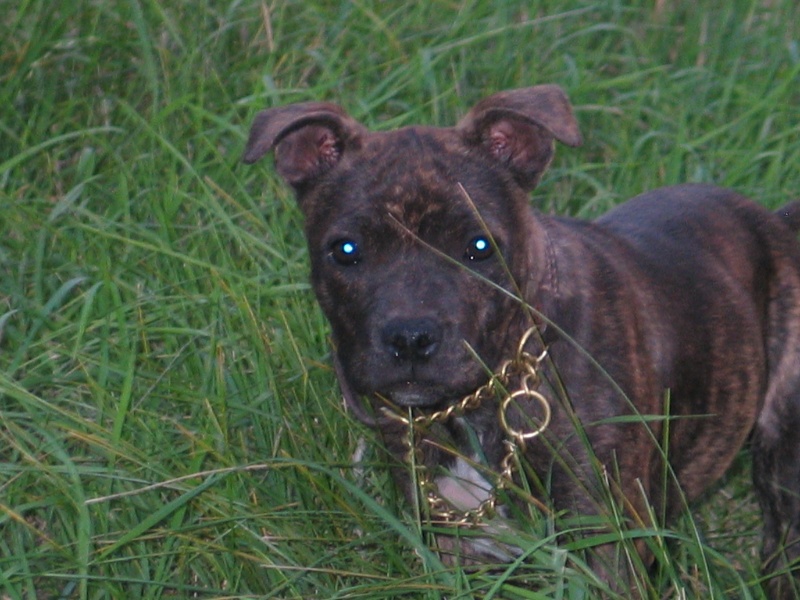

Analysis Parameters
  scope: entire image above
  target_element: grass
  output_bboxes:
[1,0,799,597]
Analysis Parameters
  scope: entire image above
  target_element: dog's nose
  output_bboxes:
[381,318,442,363]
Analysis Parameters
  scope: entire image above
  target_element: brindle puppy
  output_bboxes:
[243,86,800,597]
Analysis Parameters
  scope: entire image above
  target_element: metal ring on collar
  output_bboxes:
[499,388,552,447]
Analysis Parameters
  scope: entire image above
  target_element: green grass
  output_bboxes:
[1,0,799,597]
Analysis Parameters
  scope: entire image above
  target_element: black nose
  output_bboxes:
[381,318,442,363]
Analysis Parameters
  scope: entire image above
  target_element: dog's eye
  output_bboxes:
[464,235,494,261]
[329,239,361,266]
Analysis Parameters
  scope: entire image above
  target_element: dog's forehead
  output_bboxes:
[367,128,458,219]
[302,124,522,249]
[361,126,463,184]
[343,126,500,230]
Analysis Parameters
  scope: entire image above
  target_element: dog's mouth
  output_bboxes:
[333,351,484,423]
[379,380,454,408]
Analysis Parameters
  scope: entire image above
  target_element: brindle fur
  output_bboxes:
[243,86,800,597]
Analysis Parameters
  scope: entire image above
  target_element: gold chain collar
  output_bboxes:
[383,327,552,525]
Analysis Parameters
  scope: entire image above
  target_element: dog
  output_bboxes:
[243,85,800,597]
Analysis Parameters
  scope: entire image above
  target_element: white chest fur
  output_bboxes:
[433,453,522,562]
[433,455,493,511]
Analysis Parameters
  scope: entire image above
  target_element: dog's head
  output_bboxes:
[244,86,581,416]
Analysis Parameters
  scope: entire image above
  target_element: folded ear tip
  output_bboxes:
[242,136,274,163]
[241,150,260,164]
[564,130,583,147]
[242,137,275,163]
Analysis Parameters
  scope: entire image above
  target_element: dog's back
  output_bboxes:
[595,184,800,598]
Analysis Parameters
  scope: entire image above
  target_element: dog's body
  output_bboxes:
[244,86,800,597]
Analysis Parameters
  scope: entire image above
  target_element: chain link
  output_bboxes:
[384,327,551,526]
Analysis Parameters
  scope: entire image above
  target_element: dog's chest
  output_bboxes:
[432,448,522,562]
[434,455,493,511]
[431,418,501,512]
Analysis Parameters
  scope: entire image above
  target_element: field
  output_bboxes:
[2,1,800,598]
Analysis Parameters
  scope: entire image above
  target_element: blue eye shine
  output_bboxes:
[465,235,494,261]
[330,239,362,265]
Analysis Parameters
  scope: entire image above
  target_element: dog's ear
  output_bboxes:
[457,85,582,190]
[242,102,367,190]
